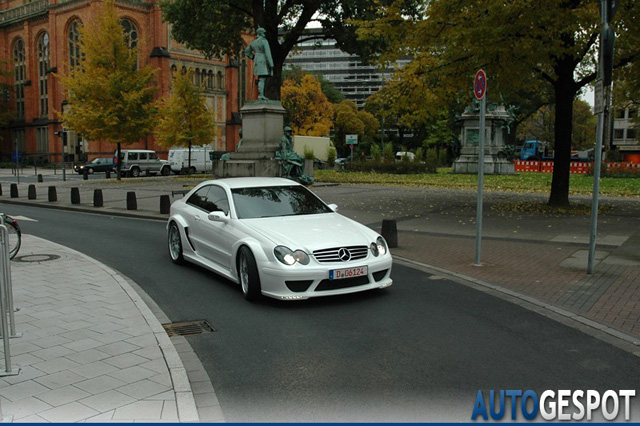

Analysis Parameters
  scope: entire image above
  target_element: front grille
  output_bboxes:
[285,280,313,293]
[316,275,370,291]
[313,245,369,263]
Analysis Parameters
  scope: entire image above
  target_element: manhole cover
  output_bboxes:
[13,254,60,263]
[162,320,215,337]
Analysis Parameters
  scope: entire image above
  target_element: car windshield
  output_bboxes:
[231,185,332,219]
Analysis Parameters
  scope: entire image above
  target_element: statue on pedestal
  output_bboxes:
[275,126,313,184]
[244,27,273,101]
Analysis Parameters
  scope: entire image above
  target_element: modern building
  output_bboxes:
[0,0,251,163]
[612,106,640,163]
[284,28,408,109]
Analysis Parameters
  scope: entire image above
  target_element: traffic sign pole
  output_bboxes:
[474,70,487,266]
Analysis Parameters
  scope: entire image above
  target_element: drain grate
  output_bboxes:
[162,320,215,337]
[13,254,60,263]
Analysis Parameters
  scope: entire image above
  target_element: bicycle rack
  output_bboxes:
[0,224,20,377]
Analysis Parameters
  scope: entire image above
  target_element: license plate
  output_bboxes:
[329,266,368,280]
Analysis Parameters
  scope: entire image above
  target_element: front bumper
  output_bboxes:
[258,255,393,300]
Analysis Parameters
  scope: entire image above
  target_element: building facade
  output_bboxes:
[284,28,408,109]
[612,106,640,163]
[0,0,251,163]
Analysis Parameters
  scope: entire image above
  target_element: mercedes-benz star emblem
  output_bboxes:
[338,248,351,262]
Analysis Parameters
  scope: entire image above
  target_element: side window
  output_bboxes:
[149,152,158,160]
[186,186,229,214]
[128,152,137,161]
[139,152,148,160]
[206,186,230,215]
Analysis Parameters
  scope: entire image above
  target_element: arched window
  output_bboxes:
[194,68,200,86]
[217,71,224,90]
[13,38,26,118]
[170,64,177,77]
[120,19,138,49]
[238,51,247,109]
[37,32,50,117]
[208,70,214,89]
[68,20,83,69]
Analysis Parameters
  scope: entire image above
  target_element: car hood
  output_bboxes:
[242,213,377,252]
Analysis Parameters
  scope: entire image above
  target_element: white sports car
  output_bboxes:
[167,177,393,301]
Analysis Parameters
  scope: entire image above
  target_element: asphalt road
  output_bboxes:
[4,204,640,422]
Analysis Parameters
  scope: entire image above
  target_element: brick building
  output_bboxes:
[0,0,251,163]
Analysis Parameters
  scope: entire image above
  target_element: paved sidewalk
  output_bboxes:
[0,235,218,422]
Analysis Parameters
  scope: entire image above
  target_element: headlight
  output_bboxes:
[376,237,388,256]
[274,246,309,266]
[370,242,379,256]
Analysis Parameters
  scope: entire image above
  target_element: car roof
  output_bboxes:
[202,177,301,190]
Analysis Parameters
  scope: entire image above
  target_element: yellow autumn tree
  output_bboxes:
[155,69,216,172]
[56,0,158,179]
[281,73,333,136]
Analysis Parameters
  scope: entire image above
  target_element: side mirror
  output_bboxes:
[208,211,229,222]
[327,203,338,212]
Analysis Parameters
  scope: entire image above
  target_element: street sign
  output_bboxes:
[346,134,358,145]
[474,70,487,100]
[594,79,604,115]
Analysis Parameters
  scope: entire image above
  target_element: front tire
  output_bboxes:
[5,220,21,260]
[131,167,141,178]
[161,166,171,176]
[238,246,261,301]
[168,222,185,265]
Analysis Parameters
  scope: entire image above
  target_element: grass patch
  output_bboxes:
[315,169,640,199]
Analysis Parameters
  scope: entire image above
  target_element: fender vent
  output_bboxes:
[162,320,215,337]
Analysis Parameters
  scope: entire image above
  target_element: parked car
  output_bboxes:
[167,177,393,301]
[74,157,114,174]
[115,149,171,177]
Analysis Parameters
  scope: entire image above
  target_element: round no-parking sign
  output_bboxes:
[474,70,487,100]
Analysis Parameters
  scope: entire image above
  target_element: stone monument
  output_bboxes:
[452,101,515,175]
[215,27,283,178]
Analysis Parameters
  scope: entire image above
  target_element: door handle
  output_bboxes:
[194,215,201,221]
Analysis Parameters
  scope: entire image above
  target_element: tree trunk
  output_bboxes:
[265,51,284,101]
[188,141,192,170]
[548,74,576,207]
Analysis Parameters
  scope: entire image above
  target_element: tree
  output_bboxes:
[159,0,381,101]
[155,69,217,172]
[518,100,596,151]
[57,0,158,180]
[333,100,381,156]
[355,0,640,206]
[281,73,334,136]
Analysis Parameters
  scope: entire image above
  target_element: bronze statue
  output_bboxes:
[275,126,313,184]
[244,27,273,101]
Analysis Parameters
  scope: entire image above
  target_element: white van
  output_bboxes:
[168,146,214,174]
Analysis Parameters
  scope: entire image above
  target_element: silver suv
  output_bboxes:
[116,149,171,177]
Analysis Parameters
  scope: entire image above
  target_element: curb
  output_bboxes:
[394,255,640,356]
[25,235,201,422]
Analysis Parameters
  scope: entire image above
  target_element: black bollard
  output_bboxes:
[28,184,36,200]
[93,189,104,207]
[37,174,43,183]
[83,171,89,180]
[126,191,137,210]
[105,171,111,179]
[0,183,3,196]
[10,183,18,198]
[71,187,81,204]
[160,195,171,214]
[381,219,398,248]
[48,186,57,202]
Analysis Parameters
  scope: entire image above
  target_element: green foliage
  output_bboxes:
[327,146,337,166]
[414,147,424,162]
[333,99,380,155]
[303,146,315,160]
[438,149,448,167]
[382,142,395,161]
[425,149,438,170]
[155,69,217,149]
[57,0,157,146]
[371,144,382,161]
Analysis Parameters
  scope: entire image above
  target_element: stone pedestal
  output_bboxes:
[453,103,515,175]
[215,101,284,178]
